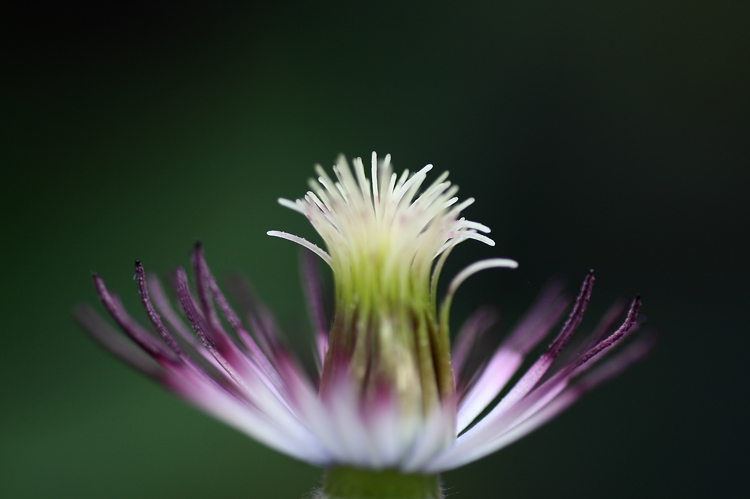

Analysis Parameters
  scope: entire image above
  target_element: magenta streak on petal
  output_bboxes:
[190,247,268,380]
[300,249,330,370]
[545,271,595,357]
[243,308,277,365]
[134,261,188,358]
[201,255,280,372]
[576,296,641,367]
[508,297,642,427]
[454,297,640,460]
[249,304,279,359]
[173,266,255,396]
[220,279,272,357]
[244,325,311,406]
[93,271,245,403]
[146,273,223,373]
[587,298,629,347]
[496,333,656,457]
[73,303,163,377]
[191,246,297,399]
[175,264,304,429]
[133,260,243,398]
[197,256,328,452]
[92,274,177,364]
[454,271,595,444]
[456,281,569,431]
[430,323,653,472]
[190,247,314,424]
[555,299,629,370]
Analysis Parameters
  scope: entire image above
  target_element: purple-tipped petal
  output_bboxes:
[509,297,643,427]
[428,325,654,472]
[453,272,595,443]
[133,260,242,394]
[577,296,641,368]
[546,271,595,357]
[174,265,317,428]
[92,274,178,364]
[448,296,641,465]
[134,260,186,359]
[575,330,655,389]
[586,298,630,347]
[456,279,570,431]
[194,249,279,373]
[552,298,629,372]
[89,270,251,402]
[147,273,223,373]
[190,244,310,400]
[173,266,252,392]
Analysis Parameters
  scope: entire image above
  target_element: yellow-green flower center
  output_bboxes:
[269,153,498,416]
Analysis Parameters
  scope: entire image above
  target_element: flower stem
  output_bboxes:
[314,467,444,499]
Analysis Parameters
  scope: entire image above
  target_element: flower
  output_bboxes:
[76,153,652,498]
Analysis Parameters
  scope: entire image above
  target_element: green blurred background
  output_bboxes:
[2,2,748,497]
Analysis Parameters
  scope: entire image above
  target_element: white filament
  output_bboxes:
[269,153,497,282]
[447,258,519,297]
[266,230,332,266]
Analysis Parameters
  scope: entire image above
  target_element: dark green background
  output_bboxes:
[2,2,747,497]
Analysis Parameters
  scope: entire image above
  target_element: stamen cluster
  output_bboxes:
[269,154,497,416]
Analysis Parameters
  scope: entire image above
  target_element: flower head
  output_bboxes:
[269,154,515,441]
[77,153,652,494]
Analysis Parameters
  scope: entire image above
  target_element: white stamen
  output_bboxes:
[272,153,512,304]
[353,157,370,203]
[335,182,349,205]
[278,198,305,214]
[461,232,496,247]
[447,258,519,297]
[442,197,459,209]
[371,152,379,206]
[394,168,410,193]
[447,197,475,218]
[463,221,491,233]
[393,165,433,204]
[266,231,332,267]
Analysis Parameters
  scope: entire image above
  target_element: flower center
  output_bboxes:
[269,153,496,416]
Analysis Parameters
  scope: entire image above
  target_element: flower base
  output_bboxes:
[314,466,443,499]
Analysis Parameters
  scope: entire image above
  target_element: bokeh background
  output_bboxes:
[2,2,748,497]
